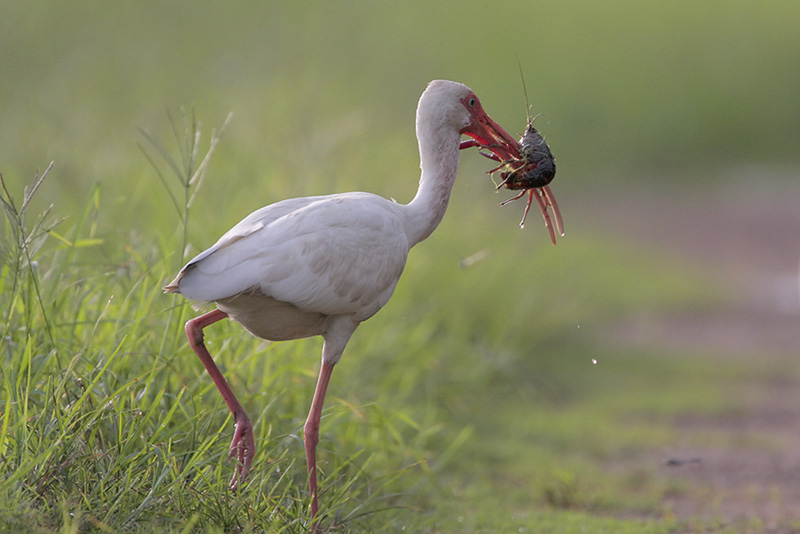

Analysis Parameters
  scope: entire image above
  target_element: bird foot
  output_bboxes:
[228,414,255,492]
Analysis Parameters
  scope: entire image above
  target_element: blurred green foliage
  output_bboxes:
[2,1,799,221]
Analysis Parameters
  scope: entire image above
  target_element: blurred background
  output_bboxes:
[2,0,799,530]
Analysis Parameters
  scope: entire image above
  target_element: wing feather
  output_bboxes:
[173,193,409,320]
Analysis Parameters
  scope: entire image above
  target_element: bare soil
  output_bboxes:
[572,177,800,532]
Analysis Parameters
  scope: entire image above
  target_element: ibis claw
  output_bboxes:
[227,415,255,492]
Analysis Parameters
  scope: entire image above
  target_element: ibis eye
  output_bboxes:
[468,97,476,107]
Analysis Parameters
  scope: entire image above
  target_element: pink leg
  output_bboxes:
[304,360,335,532]
[186,308,255,491]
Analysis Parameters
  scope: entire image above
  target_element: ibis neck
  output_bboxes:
[404,127,461,246]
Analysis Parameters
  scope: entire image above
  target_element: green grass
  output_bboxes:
[2,2,799,532]
[0,142,752,533]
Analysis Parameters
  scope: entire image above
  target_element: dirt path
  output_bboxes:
[574,179,800,355]
[572,177,800,531]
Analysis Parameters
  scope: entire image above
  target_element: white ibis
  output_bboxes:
[163,80,524,528]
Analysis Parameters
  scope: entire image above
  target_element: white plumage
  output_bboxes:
[175,193,408,322]
[164,79,511,530]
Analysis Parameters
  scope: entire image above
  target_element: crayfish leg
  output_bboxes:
[499,190,527,207]
[532,189,558,245]
[519,189,534,229]
[542,185,564,238]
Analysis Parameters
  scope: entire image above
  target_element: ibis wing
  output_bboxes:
[175,193,409,321]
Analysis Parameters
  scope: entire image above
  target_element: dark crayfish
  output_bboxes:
[497,116,556,189]
[460,114,563,244]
